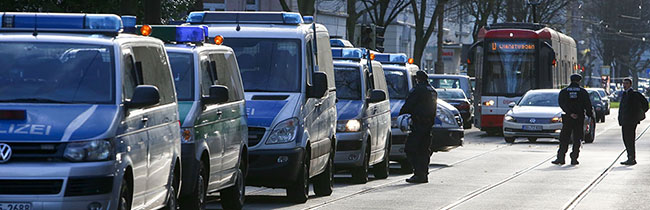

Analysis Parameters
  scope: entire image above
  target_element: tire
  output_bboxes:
[162,166,179,210]
[221,168,245,210]
[180,162,207,210]
[398,160,413,174]
[505,137,516,143]
[527,137,537,142]
[312,148,333,196]
[118,177,132,210]
[351,144,369,184]
[286,151,309,203]
[372,137,390,179]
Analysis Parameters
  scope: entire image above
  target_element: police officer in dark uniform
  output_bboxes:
[399,70,437,183]
[552,74,593,165]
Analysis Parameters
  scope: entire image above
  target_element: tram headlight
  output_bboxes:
[483,100,496,106]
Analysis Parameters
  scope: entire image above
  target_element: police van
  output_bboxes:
[139,25,248,209]
[0,13,181,210]
[377,53,464,171]
[188,12,337,203]
[331,48,391,183]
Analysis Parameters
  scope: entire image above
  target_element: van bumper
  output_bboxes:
[334,132,365,168]
[246,147,305,188]
[0,161,122,210]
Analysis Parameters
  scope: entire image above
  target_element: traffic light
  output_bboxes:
[360,25,373,49]
[374,25,385,52]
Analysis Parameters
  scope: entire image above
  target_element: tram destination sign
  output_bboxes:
[489,41,536,52]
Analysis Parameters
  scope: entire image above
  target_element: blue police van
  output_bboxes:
[188,12,337,203]
[331,48,392,183]
[0,13,182,210]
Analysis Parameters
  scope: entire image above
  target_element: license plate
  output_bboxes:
[0,203,32,210]
[522,125,543,131]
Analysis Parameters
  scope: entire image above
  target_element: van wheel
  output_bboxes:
[221,168,245,210]
[162,166,179,210]
[312,148,333,196]
[372,138,390,179]
[504,137,516,143]
[286,152,309,203]
[118,177,132,210]
[398,160,412,174]
[351,143,369,184]
[180,162,207,210]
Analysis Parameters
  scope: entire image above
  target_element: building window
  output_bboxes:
[246,0,258,11]
[204,0,225,11]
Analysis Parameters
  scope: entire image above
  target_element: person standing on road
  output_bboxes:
[552,74,593,165]
[399,70,437,183]
[618,78,649,165]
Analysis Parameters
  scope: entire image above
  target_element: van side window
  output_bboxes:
[316,33,335,88]
[122,52,138,101]
[373,66,388,93]
[208,52,244,102]
[131,46,176,104]
[199,55,214,97]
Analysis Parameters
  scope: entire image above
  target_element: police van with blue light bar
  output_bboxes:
[374,53,464,171]
[134,24,248,209]
[188,11,336,203]
[330,48,392,183]
[0,13,182,210]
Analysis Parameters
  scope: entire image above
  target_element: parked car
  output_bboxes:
[332,48,391,184]
[503,89,596,143]
[609,90,623,102]
[437,88,474,129]
[151,25,248,209]
[587,89,606,123]
[192,11,337,203]
[0,14,182,210]
[587,88,610,115]
[428,74,474,102]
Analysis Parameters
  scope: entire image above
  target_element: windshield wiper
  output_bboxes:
[0,98,72,104]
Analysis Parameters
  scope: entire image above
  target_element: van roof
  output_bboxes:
[0,32,162,46]
[203,23,327,40]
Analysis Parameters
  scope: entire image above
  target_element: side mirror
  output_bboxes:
[367,89,387,103]
[508,102,516,108]
[309,71,328,98]
[126,85,160,109]
[203,85,229,104]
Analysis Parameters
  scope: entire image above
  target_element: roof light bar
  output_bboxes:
[137,25,206,43]
[332,48,364,61]
[186,11,303,25]
[121,16,137,33]
[0,12,123,34]
[374,53,409,65]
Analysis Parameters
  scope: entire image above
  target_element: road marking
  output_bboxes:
[562,123,650,210]
[304,145,510,210]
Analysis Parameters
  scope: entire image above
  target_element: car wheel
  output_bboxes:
[312,147,333,196]
[286,151,309,203]
[118,177,132,210]
[351,143,370,184]
[504,137,516,143]
[180,162,207,210]
[372,138,390,179]
[221,168,245,210]
[527,137,537,142]
[398,160,413,174]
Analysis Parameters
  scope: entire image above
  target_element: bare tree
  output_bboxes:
[411,0,447,66]
[280,0,292,11]
[347,0,377,42]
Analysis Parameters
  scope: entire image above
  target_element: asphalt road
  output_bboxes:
[207,109,650,209]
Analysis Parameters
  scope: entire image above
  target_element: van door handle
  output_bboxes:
[216,110,223,116]
[315,102,322,107]
[141,116,149,122]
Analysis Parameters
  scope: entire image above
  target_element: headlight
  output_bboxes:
[266,118,299,144]
[483,100,495,106]
[436,108,456,125]
[551,116,562,123]
[337,119,361,132]
[181,128,194,143]
[64,139,113,162]
[504,115,515,122]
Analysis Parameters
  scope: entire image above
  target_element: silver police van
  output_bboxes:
[140,25,248,209]
[0,14,181,210]
[188,12,337,203]
[331,48,391,183]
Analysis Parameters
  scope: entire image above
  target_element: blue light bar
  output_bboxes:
[303,16,314,24]
[0,13,122,34]
[121,16,136,33]
[332,48,364,60]
[330,39,354,48]
[176,26,205,42]
[186,12,304,25]
[374,53,409,64]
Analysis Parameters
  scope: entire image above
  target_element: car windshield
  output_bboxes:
[383,68,409,99]
[430,78,461,89]
[168,52,194,101]
[589,91,602,103]
[225,38,301,92]
[437,90,466,100]
[0,42,114,104]
[597,90,607,98]
[518,92,559,107]
[334,66,362,100]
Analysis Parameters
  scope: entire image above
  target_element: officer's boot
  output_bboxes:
[570,153,579,165]
[551,158,565,165]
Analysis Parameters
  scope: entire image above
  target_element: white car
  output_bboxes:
[502,89,596,143]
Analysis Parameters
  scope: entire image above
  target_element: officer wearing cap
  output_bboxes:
[399,70,437,183]
[552,74,593,165]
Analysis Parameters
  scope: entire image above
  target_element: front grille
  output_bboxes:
[0,179,63,195]
[514,117,552,124]
[248,127,266,146]
[65,176,113,196]
[392,135,407,145]
[336,141,362,151]
[4,142,65,162]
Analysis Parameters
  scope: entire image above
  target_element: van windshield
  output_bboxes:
[334,66,362,100]
[225,38,301,92]
[168,52,194,101]
[383,68,409,99]
[0,42,114,104]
